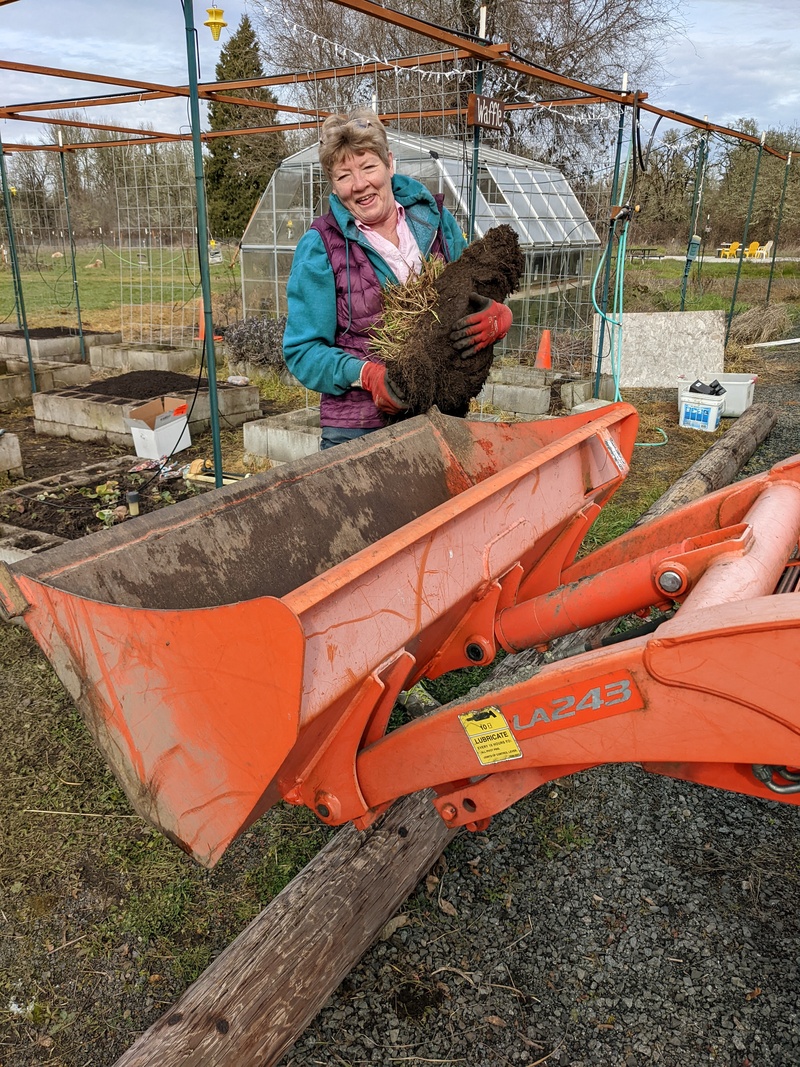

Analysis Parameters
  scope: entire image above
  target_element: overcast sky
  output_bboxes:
[1,0,798,150]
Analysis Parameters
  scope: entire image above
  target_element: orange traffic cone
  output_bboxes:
[534,329,552,369]
[196,297,222,342]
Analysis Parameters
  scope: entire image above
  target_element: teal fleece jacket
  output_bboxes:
[282,174,467,395]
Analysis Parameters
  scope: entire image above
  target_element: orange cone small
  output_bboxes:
[196,297,222,342]
[534,329,552,369]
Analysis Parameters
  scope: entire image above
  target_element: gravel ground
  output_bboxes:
[281,353,800,1067]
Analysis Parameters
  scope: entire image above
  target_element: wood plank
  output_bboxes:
[113,791,455,1067]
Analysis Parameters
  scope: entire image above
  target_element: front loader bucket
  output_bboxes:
[0,406,637,865]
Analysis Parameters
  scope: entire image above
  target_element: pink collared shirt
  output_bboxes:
[355,203,423,283]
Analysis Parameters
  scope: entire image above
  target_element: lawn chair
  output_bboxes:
[719,241,741,259]
[743,241,761,259]
[755,240,774,260]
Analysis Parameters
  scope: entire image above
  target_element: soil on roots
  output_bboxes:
[385,225,524,416]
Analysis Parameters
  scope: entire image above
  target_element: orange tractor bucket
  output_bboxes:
[0,406,638,865]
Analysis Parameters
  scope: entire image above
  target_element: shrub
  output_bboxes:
[224,316,287,368]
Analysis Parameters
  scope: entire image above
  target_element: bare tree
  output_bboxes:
[248,0,686,173]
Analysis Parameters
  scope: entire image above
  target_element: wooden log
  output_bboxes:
[113,790,455,1067]
[489,401,778,678]
[629,401,779,522]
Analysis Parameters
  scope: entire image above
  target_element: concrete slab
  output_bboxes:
[0,432,23,478]
[592,310,725,388]
[243,407,321,464]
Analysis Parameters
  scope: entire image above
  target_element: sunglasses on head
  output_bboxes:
[320,116,378,144]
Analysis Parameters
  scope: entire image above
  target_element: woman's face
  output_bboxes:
[330,150,395,228]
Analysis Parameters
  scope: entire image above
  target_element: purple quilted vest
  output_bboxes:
[311,198,448,428]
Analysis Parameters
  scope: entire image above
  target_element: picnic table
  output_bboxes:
[627,246,661,261]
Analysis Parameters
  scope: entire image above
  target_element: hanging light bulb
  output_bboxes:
[204,7,227,41]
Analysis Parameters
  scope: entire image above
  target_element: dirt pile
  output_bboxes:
[381,225,524,416]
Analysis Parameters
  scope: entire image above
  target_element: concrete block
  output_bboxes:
[0,374,30,410]
[52,364,93,388]
[560,379,593,409]
[0,524,66,563]
[592,310,725,388]
[244,407,321,464]
[570,398,615,415]
[0,432,23,477]
[481,382,551,416]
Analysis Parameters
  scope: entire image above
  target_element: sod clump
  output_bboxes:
[370,224,525,415]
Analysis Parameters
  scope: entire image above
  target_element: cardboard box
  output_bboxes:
[676,373,757,417]
[124,396,191,460]
[679,393,725,433]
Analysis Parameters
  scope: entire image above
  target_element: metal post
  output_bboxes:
[467,5,487,243]
[680,132,707,311]
[183,0,224,488]
[0,132,35,392]
[725,132,765,345]
[593,77,628,399]
[58,133,86,361]
[766,152,791,306]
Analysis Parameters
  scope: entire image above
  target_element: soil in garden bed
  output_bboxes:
[0,466,209,540]
[2,326,85,339]
[79,370,208,400]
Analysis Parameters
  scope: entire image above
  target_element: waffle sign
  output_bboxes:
[467,93,505,130]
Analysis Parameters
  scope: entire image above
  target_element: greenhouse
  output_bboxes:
[239,130,601,348]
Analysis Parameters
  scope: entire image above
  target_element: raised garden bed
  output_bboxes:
[0,454,212,553]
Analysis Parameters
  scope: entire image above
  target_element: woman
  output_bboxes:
[283,109,512,449]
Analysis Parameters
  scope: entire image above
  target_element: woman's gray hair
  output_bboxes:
[318,110,390,177]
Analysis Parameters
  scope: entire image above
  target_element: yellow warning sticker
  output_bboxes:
[458,706,523,766]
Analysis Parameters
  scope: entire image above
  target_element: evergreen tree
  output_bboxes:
[205,15,287,240]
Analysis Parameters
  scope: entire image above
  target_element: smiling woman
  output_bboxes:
[281,109,513,450]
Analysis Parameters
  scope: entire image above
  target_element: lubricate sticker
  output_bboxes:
[458,706,523,766]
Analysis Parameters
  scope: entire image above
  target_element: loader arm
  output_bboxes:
[288,457,800,831]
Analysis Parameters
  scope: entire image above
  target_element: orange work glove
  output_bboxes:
[358,361,408,417]
[450,292,513,357]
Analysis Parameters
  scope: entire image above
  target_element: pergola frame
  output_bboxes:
[0,0,795,161]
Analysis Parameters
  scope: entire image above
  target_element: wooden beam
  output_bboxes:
[112,790,455,1067]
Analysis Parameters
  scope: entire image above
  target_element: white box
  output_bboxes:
[124,396,191,459]
[679,393,725,433]
[676,373,757,418]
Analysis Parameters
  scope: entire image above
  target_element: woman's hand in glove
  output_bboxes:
[358,361,408,416]
[450,292,513,357]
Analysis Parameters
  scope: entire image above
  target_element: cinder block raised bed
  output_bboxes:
[0,330,122,362]
[243,407,321,465]
[480,367,615,416]
[90,343,198,374]
[31,380,261,446]
[0,359,93,411]
[0,456,136,563]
